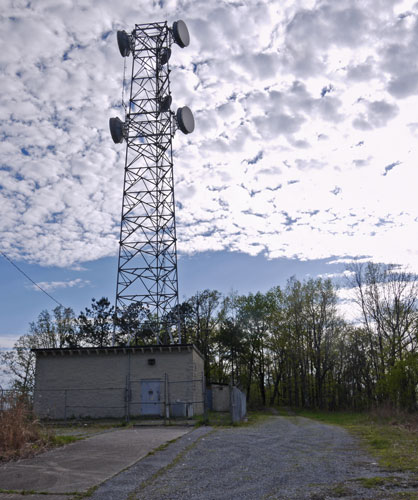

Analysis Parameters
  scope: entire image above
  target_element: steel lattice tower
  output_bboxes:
[109,21,194,344]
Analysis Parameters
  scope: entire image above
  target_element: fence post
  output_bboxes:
[202,372,208,425]
[229,380,233,424]
[164,373,169,424]
[64,389,67,421]
[125,375,131,423]
[126,352,131,423]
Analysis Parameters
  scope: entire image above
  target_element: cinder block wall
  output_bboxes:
[34,351,127,419]
[33,345,204,419]
[212,384,230,412]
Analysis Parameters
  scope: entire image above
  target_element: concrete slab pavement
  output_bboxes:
[0,426,191,497]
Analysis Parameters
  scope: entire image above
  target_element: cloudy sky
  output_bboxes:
[1,0,418,352]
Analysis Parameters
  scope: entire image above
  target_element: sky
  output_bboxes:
[1,0,418,365]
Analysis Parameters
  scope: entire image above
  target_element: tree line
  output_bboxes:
[1,262,417,411]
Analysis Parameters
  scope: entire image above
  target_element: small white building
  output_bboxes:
[33,344,204,420]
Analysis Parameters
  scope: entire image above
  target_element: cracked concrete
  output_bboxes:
[0,426,191,497]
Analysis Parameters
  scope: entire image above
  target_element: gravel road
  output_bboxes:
[90,416,417,500]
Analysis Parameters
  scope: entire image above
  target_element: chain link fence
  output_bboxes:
[34,374,205,421]
[230,386,247,424]
[0,387,33,412]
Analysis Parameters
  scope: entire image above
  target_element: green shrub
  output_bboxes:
[381,353,418,411]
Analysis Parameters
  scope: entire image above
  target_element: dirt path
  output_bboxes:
[90,416,417,500]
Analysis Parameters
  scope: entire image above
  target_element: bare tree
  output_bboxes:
[347,262,418,378]
[0,306,75,392]
[187,290,221,379]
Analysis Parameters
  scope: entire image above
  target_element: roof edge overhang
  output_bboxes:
[31,343,204,359]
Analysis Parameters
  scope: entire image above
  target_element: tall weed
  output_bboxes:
[369,403,418,432]
[0,393,49,461]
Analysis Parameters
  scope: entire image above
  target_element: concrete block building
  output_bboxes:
[33,344,204,420]
[210,383,230,412]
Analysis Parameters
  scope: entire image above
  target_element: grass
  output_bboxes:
[0,488,78,496]
[194,409,269,427]
[355,476,418,499]
[328,483,352,497]
[144,437,180,456]
[195,411,231,426]
[394,493,418,500]
[358,476,392,488]
[49,434,82,446]
[47,418,128,431]
[70,485,99,499]
[292,407,418,472]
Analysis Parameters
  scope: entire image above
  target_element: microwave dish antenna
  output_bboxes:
[117,30,132,57]
[172,20,190,48]
[176,106,195,134]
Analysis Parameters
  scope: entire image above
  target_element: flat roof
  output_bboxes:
[32,343,203,359]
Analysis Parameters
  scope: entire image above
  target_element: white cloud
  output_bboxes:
[1,0,418,275]
[30,278,90,292]
[0,333,23,349]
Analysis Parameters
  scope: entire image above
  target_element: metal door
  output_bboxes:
[140,380,162,415]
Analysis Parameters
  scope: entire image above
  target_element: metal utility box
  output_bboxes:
[32,344,204,420]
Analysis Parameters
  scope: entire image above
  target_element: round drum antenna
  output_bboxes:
[176,106,195,134]
[159,95,172,113]
[109,117,125,143]
[117,30,131,57]
[159,47,171,66]
[172,20,190,48]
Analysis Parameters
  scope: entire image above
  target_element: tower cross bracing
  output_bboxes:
[114,22,182,344]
